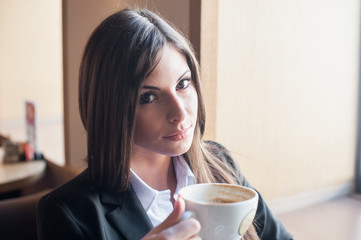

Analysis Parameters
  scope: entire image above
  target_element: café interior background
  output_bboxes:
[0,0,360,211]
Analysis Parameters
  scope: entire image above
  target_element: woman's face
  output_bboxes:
[133,44,198,156]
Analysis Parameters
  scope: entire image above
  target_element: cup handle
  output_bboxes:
[179,210,197,222]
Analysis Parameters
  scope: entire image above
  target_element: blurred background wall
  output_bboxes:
[1,0,359,211]
[0,0,64,165]
[215,0,360,211]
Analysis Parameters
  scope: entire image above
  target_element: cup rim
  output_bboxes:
[179,183,258,206]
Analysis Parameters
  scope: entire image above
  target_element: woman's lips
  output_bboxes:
[163,127,191,141]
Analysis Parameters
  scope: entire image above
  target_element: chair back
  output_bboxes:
[0,189,50,240]
[0,160,78,240]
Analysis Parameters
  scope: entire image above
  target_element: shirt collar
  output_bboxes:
[130,155,195,212]
[173,155,195,199]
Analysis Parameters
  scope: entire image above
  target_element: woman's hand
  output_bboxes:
[142,197,201,240]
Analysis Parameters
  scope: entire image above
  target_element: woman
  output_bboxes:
[37,8,293,240]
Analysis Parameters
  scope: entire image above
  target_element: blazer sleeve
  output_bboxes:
[37,194,85,240]
[205,141,294,240]
[242,178,294,240]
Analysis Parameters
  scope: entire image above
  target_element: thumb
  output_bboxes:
[152,196,185,233]
[171,196,185,221]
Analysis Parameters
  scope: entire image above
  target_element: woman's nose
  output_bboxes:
[167,95,186,123]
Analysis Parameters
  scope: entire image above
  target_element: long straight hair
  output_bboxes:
[78,8,259,240]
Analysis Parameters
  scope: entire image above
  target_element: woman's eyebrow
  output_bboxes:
[177,70,190,81]
[142,85,160,90]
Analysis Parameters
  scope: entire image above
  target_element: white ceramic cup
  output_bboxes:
[179,183,258,240]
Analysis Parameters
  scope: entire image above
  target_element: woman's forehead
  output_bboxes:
[143,44,190,86]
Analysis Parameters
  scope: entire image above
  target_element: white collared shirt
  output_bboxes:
[130,156,195,227]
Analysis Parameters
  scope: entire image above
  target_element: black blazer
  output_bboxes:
[37,170,154,240]
[37,145,293,240]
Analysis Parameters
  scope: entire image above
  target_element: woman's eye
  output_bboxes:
[176,78,191,90]
[140,92,156,104]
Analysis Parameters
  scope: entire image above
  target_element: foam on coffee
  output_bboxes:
[180,183,256,205]
[210,198,238,204]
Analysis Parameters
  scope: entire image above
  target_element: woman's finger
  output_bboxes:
[151,196,185,234]
[142,196,201,239]
[159,218,201,240]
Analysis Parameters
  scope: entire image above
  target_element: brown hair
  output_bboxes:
[79,8,258,240]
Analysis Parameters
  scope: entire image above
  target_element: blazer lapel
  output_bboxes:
[101,187,153,239]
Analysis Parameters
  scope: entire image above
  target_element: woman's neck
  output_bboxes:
[130,148,177,194]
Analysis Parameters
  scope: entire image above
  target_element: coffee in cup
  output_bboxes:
[179,183,258,240]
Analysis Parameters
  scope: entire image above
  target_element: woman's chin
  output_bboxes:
[161,141,192,156]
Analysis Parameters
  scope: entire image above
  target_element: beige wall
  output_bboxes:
[0,0,63,121]
[216,0,360,200]
[0,0,64,164]
[199,0,218,140]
